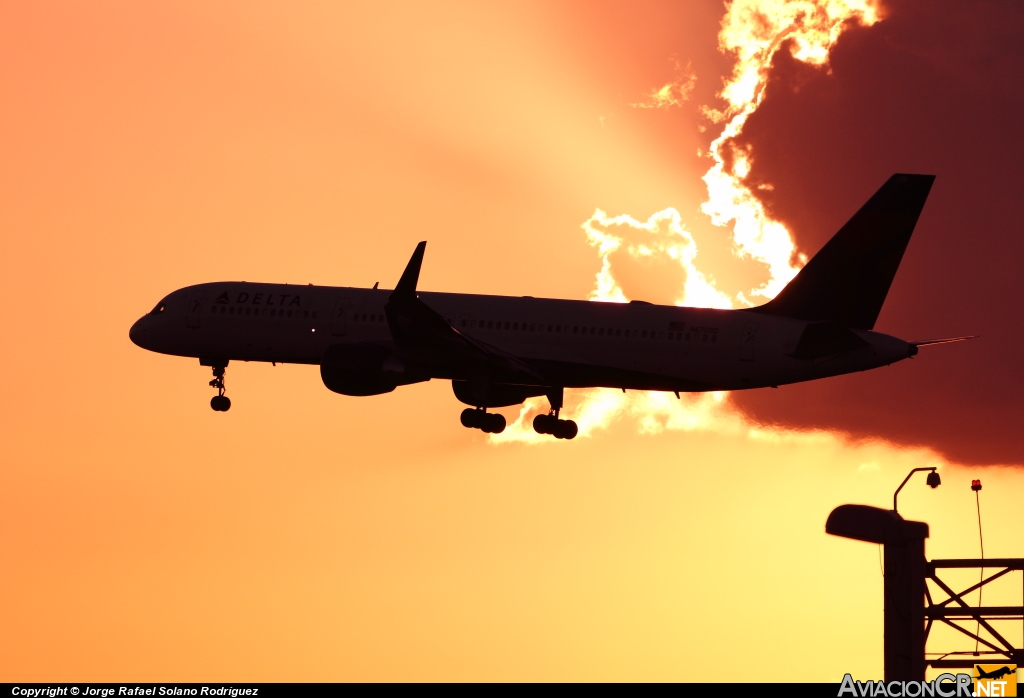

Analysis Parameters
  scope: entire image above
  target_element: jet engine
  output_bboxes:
[320,343,426,396]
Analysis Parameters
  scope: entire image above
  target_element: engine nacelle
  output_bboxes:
[452,380,547,408]
[320,343,426,396]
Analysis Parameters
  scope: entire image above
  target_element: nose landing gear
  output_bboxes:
[208,364,231,412]
[461,407,506,434]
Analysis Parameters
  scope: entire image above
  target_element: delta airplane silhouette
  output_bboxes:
[130,174,972,439]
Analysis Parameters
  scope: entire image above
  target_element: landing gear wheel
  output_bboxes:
[460,408,505,433]
[484,413,506,434]
[535,413,577,439]
[533,413,555,435]
[211,395,231,412]
[555,419,577,440]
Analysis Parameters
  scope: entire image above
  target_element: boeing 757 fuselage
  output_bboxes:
[129,174,971,439]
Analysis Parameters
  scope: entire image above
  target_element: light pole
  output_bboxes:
[893,467,941,512]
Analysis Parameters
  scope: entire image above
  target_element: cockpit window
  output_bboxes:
[150,301,167,315]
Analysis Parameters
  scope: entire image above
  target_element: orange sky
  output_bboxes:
[2,0,1022,681]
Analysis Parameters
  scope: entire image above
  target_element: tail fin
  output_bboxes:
[751,174,935,330]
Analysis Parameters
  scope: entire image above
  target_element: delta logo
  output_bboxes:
[973,665,1017,697]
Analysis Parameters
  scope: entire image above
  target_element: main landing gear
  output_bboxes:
[208,363,231,412]
[532,387,577,439]
[533,412,577,440]
[461,407,506,434]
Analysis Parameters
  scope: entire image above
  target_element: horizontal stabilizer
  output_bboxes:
[788,321,869,360]
[751,174,935,330]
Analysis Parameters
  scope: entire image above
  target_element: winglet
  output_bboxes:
[392,241,426,300]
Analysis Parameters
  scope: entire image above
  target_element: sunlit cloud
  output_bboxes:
[703,0,879,303]
[630,58,697,109]
[490,0,883,448]
[581,208,733,309]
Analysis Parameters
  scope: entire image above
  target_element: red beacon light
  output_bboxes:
[971,479,982,492]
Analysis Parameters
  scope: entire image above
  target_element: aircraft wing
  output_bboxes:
[384,242,546,383]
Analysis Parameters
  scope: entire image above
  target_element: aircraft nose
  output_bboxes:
[129,317,149,349]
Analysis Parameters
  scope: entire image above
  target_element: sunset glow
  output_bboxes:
[2,0,1020,683]
[494,0,882,444]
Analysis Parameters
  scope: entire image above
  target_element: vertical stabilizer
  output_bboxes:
[752,174,935,330]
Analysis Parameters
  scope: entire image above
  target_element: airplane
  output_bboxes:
[975,666,1016,681]
[129,173,973,439]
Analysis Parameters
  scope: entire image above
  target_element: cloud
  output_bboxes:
[724,0,1024,465]
[630,58,697,109]
[581,207,733,309]
[489,0,937,457]
[491,0,1024,467]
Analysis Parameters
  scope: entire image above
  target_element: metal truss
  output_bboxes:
[924,558,1024,669]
